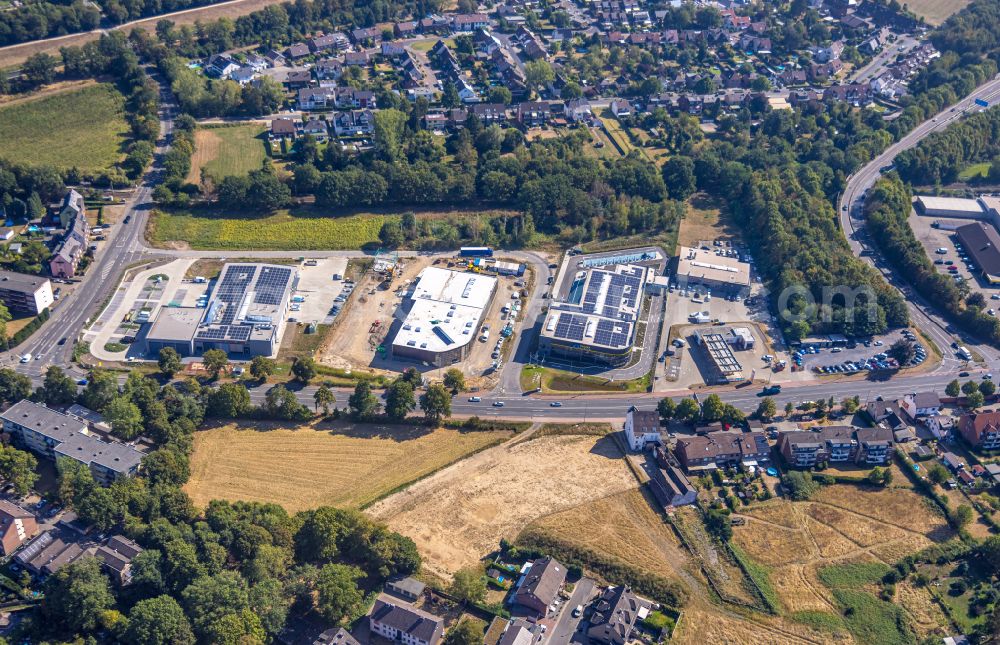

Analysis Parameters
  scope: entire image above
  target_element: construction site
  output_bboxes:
[318,252,528,383]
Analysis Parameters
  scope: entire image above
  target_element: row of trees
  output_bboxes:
[2,365,422,643]
[894,107,1000,185]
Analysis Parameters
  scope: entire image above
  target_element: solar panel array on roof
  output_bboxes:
[253,266,293,306]
[553,312,588,341]
[594,319,631,348]
[214,264,258,325]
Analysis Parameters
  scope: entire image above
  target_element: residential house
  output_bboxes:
[264,50,286,67]
[299,88,335,110]
[310,32,350,53]
[394,21,418,38]
[865,397,907,430]
[496,620,534,645]
[901,392,942,420]
[0,400,143,485]
[0,501,38,556]
[270,118,298,141]
[824,83,873,104]
[517,101,551,126]
[470,103,508,124]
[512,556,565,615]
[315,59,344,81]
[230,67,258,85]
[57,189,85,229]
[49,237,83,279]
[650,449,697,507]
[738,34,771,53]
[587,586,643,645]
[95,535,142,585]
[333,109,375,136]
[809,60,843,81]
[456,77,481,103]
[985,463,1000,486]
[351,27,382,45]
[623,407,661,451]
[344,51,371,66]
[301,118,330,142]
[958,410,1000,451]
[286,69,314,89]
[205,53,240,79]
[474,28,504,56]
[286,42,311,59]
[419,16,452,35]
[337,88,376,108]
[853,427,894,465]
[369,597,443,645]
[564,99,593,122]
[674,431,770,472]
[381,41,408,58]
[941,451,966,472]
[14,532,88,576]
[610,99,632,118]
[926,413,955,440]
[452,13,491,32]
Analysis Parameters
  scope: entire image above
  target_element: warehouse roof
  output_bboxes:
[914,196,986,215]
[957,222,1000,278]
[676,247,751,288]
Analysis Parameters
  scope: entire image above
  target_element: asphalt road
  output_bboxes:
[11,69,1000,427]
[546,577,596,645]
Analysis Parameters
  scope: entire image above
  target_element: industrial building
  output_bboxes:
[390,267,497,367]
[0,400,142,485]
[913,196,988,218]
[0,270,53,315]
[145,263,296,358]
[956,222,1000,284]
[539,263,650,367]
[674,247,751,297]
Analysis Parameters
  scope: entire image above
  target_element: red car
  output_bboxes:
[947,266,958,272]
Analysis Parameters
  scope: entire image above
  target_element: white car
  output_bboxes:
[19,354,30,363]
[468,396,482,402]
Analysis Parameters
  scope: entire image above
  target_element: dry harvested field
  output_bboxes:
[904,0,971,24]
[520,488,688,584]
[185,421,513,512]
[672,605,833,645]
[731,487,954,638]
[0,0,285,68]
[677,193,741,248]
[366,434,636,578]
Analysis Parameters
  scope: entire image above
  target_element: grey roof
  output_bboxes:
[387,575,426,597]
[314,628,360,645]
[0,270,50,295]
[514,556,566,607]
[497,620,534,645]
[370,598,443,643]
[1,400,142,476]
[628,407,660,433]
[957,222,1000,277]
[588,586,641,643]
[854,426,893,446]
[911,391,941,408]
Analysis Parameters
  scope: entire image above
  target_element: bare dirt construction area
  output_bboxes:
[730,487,954,640]
[365,433,637,578]
[184,421,513,512]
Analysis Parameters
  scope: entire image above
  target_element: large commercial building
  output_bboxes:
[0,270,53,315]
[0,400,142,485]
[390,267,497,367]
[145,263,296,358]
[674,246,751,297]
[914,196,988,218]
[539,263,650,367]
[956,222,1000,284]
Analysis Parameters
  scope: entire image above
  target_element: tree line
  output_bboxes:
[895,107,1000,185]
[0,364,422,643]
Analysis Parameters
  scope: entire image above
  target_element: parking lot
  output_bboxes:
[793,328,928,376]
[288,258,349,325]
[909,212,999,302]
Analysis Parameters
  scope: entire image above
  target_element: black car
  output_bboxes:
[123,215,131,224]
[57,337,67,345]
[960,371,970,377]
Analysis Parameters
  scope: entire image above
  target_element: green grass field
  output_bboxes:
[191,125,268,182]
[0,84,129,173]
[958,162,991,182]
[149,208,389,250]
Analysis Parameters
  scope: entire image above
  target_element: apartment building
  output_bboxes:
[369,597,443,645]
[777,426,893,467]
[674,431,770,472]
[0,270,53,315]
[0,400,142,485]
[958,410,1000,451]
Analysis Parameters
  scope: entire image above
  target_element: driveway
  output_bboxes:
[546,577,597,645]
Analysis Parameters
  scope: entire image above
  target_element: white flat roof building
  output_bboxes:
[914,196,986,218]
[675,246,751,294]
[391,267,498,367]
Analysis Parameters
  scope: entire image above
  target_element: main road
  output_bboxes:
[12,69,1000,424]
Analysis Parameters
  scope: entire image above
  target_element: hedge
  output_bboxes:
[6,308,50,349]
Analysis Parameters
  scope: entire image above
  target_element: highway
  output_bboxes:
[9,70,1000,425]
